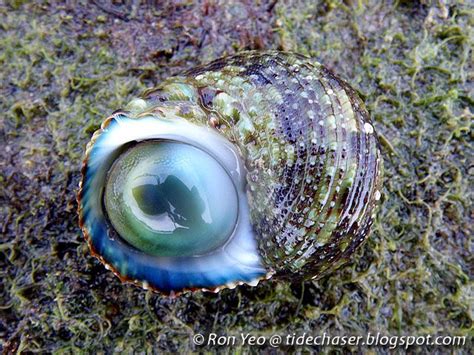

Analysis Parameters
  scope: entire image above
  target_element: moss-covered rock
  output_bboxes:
[1,0,471,353]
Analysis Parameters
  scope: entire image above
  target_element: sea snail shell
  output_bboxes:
[77,51,382,294]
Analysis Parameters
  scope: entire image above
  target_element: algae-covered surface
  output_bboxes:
[1,0,472,353]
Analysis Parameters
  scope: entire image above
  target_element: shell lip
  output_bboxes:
[77,207,272,296]
[77,222,272,296]
[77,111,268,295]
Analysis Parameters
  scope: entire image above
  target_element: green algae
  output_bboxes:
[0,0,472,353]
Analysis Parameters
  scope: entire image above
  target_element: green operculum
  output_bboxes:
[104,140,239,257]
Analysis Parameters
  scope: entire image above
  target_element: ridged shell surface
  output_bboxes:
[78,51,382,293]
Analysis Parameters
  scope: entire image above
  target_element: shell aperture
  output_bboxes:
[79,115,265,293]
[78,51,382,293]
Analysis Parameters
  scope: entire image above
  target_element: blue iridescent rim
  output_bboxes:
[78,113,267,293]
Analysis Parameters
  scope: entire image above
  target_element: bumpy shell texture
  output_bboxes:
[78,51,382,293]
